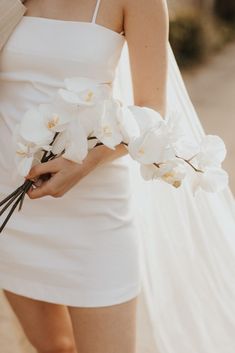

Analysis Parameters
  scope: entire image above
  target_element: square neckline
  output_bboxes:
[22,16,125,40]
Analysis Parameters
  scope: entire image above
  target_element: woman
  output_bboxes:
[0,0,168,352]
[1,1,235,353]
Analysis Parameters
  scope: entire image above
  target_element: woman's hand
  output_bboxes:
[25,143,128,199]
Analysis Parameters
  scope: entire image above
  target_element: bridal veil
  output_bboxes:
[113,41,235,353]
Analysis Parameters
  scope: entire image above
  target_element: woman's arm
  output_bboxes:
[124,0,169,116]
[26,0,169,199]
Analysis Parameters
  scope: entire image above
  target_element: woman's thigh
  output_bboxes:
[68,295,139,353]
[3,289,77,353]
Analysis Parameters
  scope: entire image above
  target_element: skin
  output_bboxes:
[4,0,169,352]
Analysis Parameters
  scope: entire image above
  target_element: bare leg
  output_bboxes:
[68,295,139,353]
[3,290,77,353]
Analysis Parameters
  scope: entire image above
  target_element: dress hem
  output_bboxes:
[0,274,142,307]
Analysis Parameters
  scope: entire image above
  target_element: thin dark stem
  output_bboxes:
[41,132,59,163]
[0,192,25,234]
[0,187,25,217]
[18,191,26,211]
[120,142,128,147]
[88,136,97,140]
[18,180,33,211]
[0,185,24,207]
[0,133,60,234]
[153,162,161,168]
[94,142,104,147]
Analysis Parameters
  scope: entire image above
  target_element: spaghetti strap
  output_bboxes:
[91,0,102,23]
[91,0,125,35]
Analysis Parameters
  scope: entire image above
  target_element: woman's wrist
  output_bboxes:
[78,143,128,177]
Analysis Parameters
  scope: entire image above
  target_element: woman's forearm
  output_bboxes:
[80,143,128,177]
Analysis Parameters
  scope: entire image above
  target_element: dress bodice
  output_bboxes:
[0,14,125,132]
[0,0,126,181]
[0,16,125,83]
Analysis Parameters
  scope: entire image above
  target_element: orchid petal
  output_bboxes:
[16,156,34,177]
[20,108,53,145]
[198,167,229,193]
[128,128,175,164]
[117,106,140,143]
[39,102,77,133]
[127,105,164,132]
[196,135,227,168]
[140,164,161,181]
[93,100,123,149]
[62,120,88,164]
[51,131,68,155]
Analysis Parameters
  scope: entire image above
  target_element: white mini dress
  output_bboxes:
[0,0,142,307]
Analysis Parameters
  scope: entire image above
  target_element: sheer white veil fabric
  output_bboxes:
[113,41,235,353]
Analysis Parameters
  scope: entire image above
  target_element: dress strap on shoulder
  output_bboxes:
[91,0,102,23]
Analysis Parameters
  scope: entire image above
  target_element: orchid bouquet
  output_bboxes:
[0,77,228,233]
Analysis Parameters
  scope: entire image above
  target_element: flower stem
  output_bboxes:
[18,180,33,211]
[0,185,24,208]
[175,154,204,173]
[0,192,25,234]
[0,187,24,216]
[153,162,161,168]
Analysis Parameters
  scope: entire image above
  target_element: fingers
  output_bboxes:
[25,157,83,200]
[27,172,64,200]
[26,159,60,180]
[27,180,53,199]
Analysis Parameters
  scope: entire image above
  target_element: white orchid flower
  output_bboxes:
[19,100,76,147]
[75,101,105,136]
[190,135,227,169]
[58,77,112,106]
[51,131,68,156]
[93,99,123,149]
[116,103,140,144]
[174,137,200,161]
[189,167,229,195]
[15,141,42,177]
[39,95,79,130]
[127,105,164,133]
[62,119,88,164]
[165,110,186,145]
[181,135,228,195]
[19,108,53,146]
[13,125,49,177]
[140,159,187,188]
[128,124,175,164]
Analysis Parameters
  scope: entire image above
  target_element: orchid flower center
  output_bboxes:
[163,171,174,179]
[85,90,94,102]
[16,144,32,157]
[47,114,60,129]
[173,180,181,188]
[138,147,145,155]
[16,150,27,157]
